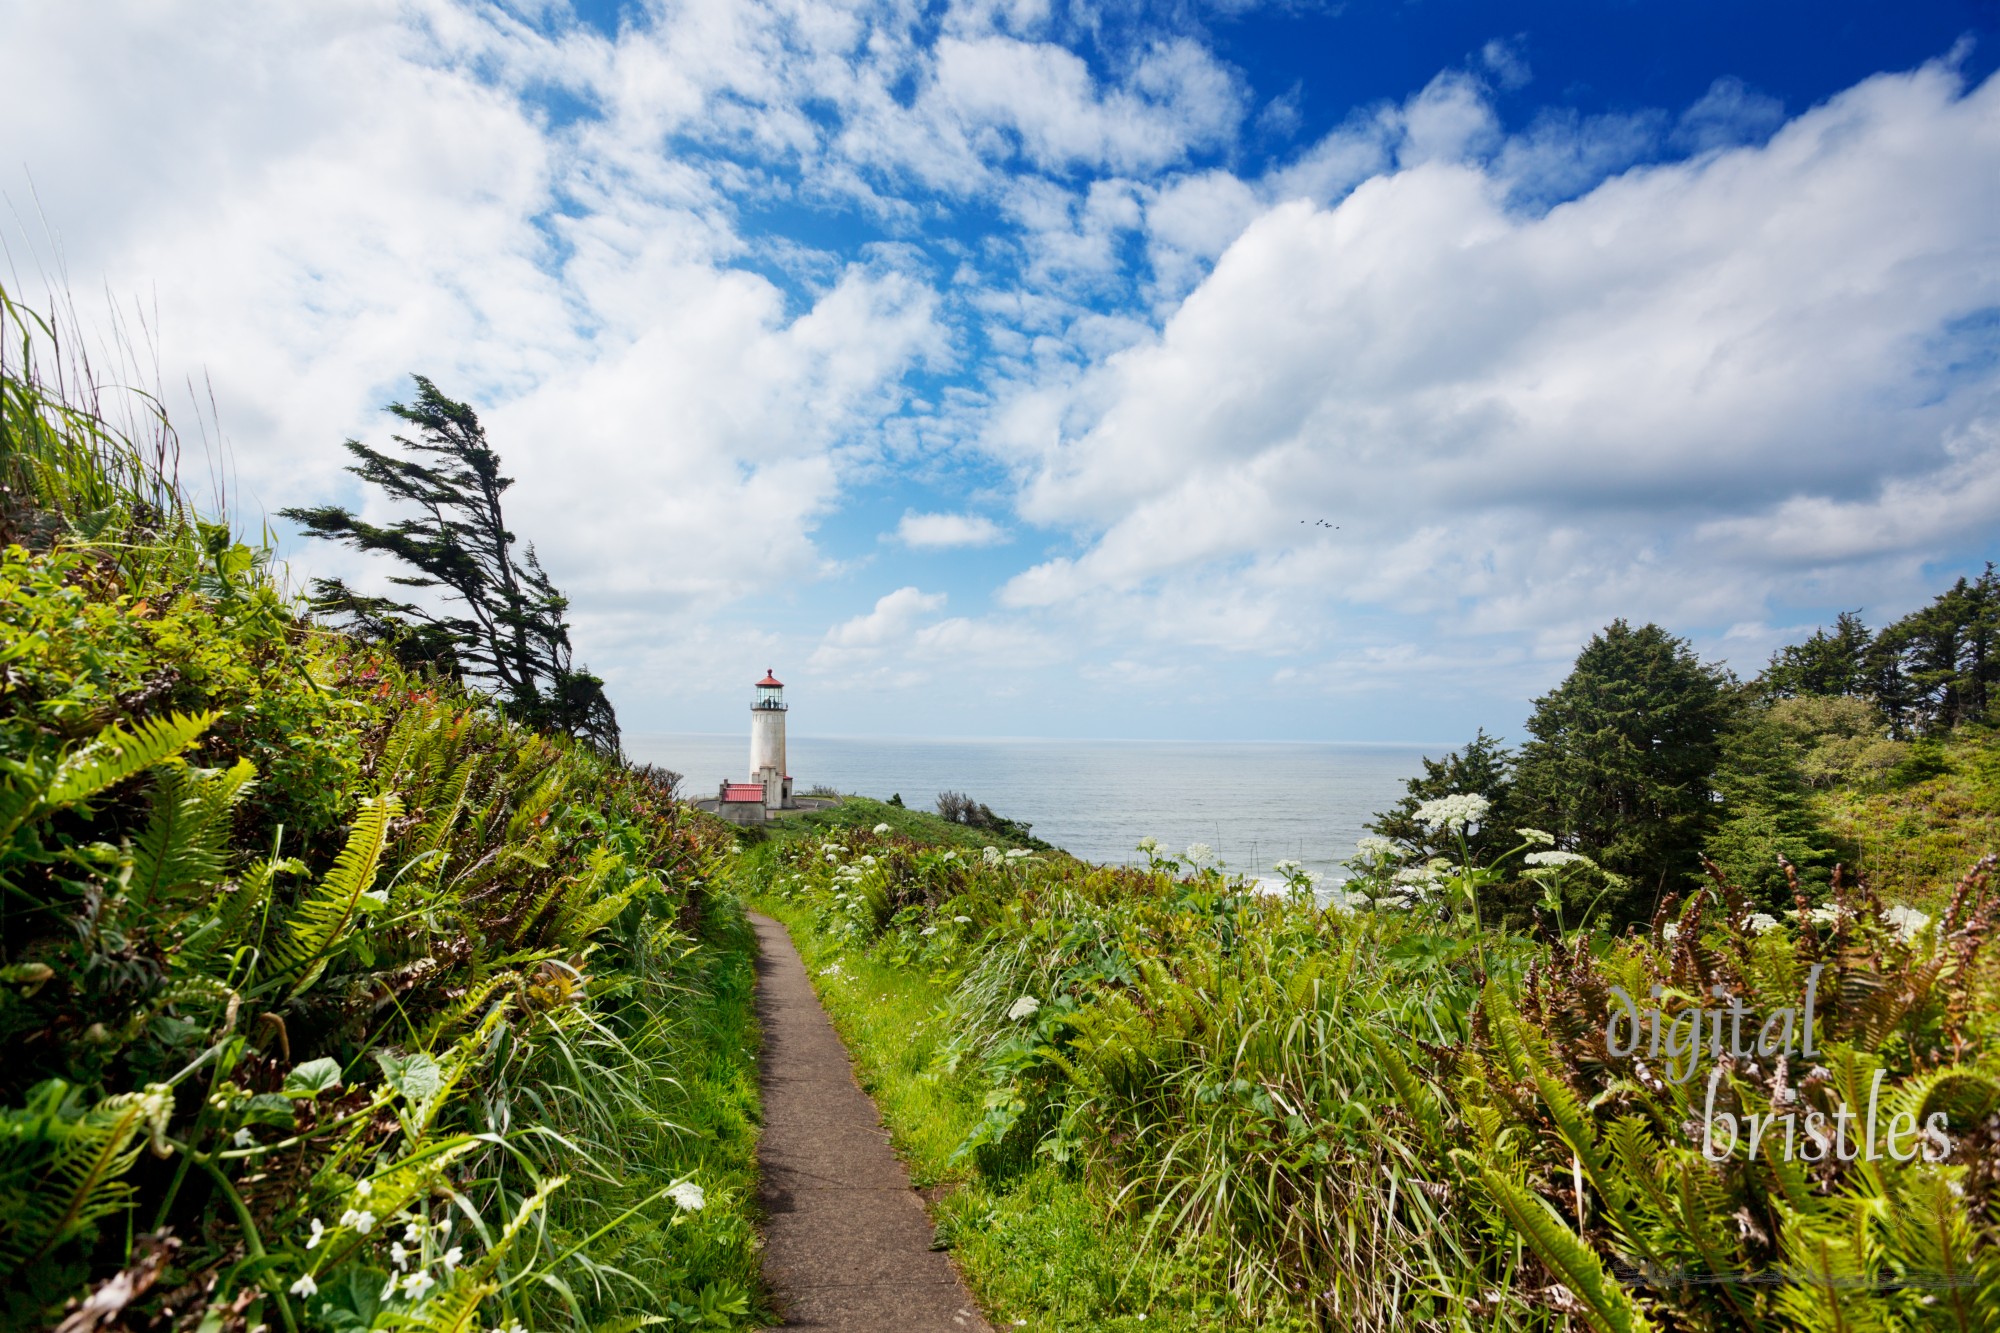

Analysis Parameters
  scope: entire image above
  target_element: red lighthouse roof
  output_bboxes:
[757,669,783,687]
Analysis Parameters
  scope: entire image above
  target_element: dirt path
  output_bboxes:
[750,912,993,1332]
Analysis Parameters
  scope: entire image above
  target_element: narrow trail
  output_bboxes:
[750,912,993,1332]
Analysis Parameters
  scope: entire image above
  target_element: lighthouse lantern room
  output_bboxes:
[749,669,792,811]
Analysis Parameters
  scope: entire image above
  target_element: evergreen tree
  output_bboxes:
[1758,610,1871,699]
[1513,621,1734,919]
[1366,729,1519,864]
[1867,566,2000,737]
[280,376,620,752]
[1705,700,1843,908]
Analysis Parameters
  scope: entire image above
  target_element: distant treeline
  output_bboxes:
[1371,566,2000,922]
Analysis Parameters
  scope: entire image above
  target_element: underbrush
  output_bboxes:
[0,290,765,1332]
[746,807,2000,1331]
[1817,725,2000,903]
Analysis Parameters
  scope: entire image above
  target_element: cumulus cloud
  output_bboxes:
[995,59,2000,678]
[898,511,1011,547]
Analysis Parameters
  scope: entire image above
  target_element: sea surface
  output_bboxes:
[625,732,1438,881]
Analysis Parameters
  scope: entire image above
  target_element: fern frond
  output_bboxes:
[46,711,217,807]
[1477,1164,1655,1333]
[130,756,256,904]
[261,794,402,999]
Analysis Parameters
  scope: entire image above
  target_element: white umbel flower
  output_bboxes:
[873,823,891,834]
[1183,843,1214,867]
[668,1181,706,1211]
[1746,913,1780,935]
[1884,905,1931,941]
[1414,794,1490,830]
[1525,850,1592,868]
[1007,996,1041,1021]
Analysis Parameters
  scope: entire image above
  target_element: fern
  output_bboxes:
[0,1080,171,1271]
[1475,1163,1656,1333]
[45,711,216,809]
[259,794,402,999]
[128,756,255,904]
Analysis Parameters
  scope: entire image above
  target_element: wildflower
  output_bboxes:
[1803,905,1840,925]
[1272,859,1302,875]
[1414,793,1490,830]
[953,915,971,924]
[290,1274,318,1298]
[354,1179,373,1198]
[391,1242,410,1271]
[1662,923,1681,942]
[381,1274,399,1303]
[1183,843,1214,867]
[669,1181,706,1211]
[401,1270,435,1300]
[1353,836,1397,859]
[438,1214,452,1234]
[403,1221,422,1243]
[1008,996,1041,1021]
[1745,913,1779,935]
[874,823,891,834]
[1884,905,1931,941]
[1524,850,1592,868]
[1005,848,1030,860]
[232,1127,254,1148]
[861,854,877,866]
[1135,836,1159,853]
[1516,827,1556,846]
[306,1218,325,1249]
[340,1208,376,1235]
[441,1246,463,1271]
[920,925,938,936]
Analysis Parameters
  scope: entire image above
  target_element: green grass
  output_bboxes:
[755,794,1046,855]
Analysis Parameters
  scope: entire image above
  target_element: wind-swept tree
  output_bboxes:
[280,376,619,752]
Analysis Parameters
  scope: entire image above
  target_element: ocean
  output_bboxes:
[625,732,1438,881]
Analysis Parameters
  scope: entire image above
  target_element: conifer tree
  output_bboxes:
[280,376,620,752]
[1513,621,1733,917]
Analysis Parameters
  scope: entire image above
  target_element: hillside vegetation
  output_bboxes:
[748,801,2000,1329]
[0,295,764,1332]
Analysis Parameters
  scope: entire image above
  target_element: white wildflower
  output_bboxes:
[339,1208,376,1235]
[1272,859,1302,876]
[874,823,891,834]
[920,926,939,936]
[1807,905,1840,925]
[353,1179,373,1198]
[1524,850,1592,868]
[403,1222,422,1243]
[305,1218,325,1250]
[1135,836,1159,853]
[1353,836,1397,859]
[381,1273,399,1303]
[1516,827,1556,846]
[1414,793,1491,830]
[290,1274,318,1298]
[1662,923,1681,942]
[1746,913,1780,935]
[232,1128,254,1148]
[440,1246,463,1271]
[942,850,958,861]
[437,1214,451,1235]
[668,1181,706,1212]
[1884,905,1931,942]
[1007,996,1041,1021]
[401,1270,435,1300]
[391,1242,410,1271]
[953,915,971,924]
[1184,843,1214,867]
[983,846,1002,865]
[1005,848,1030,860]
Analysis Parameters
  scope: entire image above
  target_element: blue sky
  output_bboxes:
[6,0,1999,742]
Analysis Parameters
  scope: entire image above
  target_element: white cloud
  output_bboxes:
[997,59,2000,673]
[898,511,1010,547]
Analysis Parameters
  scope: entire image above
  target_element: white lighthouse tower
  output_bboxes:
[749,669,792,811]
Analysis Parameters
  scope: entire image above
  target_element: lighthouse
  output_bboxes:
[750,669,792,811]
